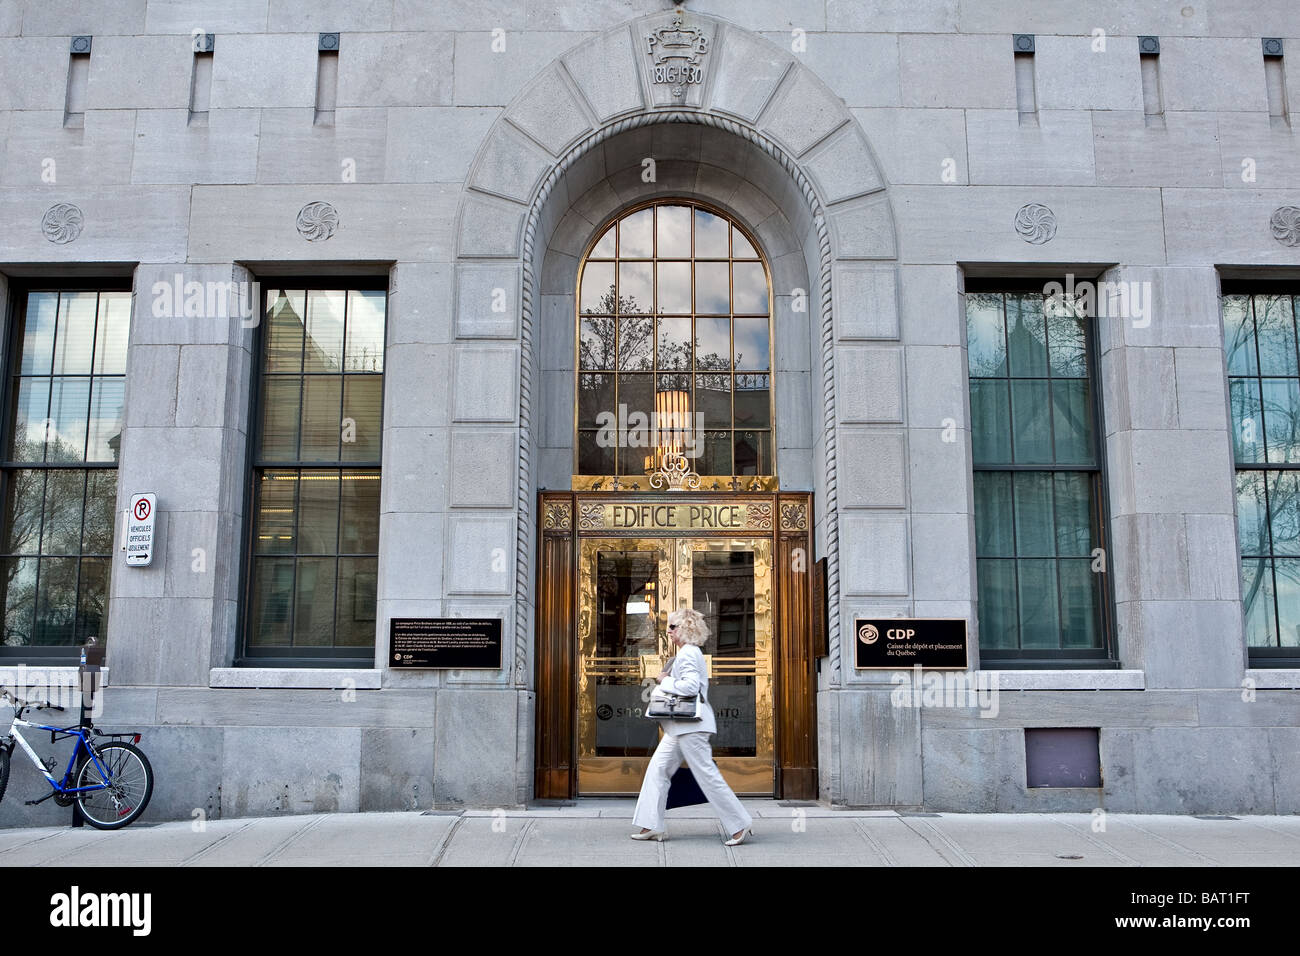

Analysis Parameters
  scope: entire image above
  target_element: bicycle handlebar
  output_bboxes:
[0,688,64,712]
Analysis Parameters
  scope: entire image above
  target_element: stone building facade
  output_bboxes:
[1,0,1298,825]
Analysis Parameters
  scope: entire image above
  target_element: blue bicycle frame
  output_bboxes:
[7,713,116,796]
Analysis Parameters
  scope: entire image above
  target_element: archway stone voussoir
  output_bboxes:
[707,20,796,123]
[826,193,897,260]
[468,122,554,205]
[505,65,595,158]
[456,191,525,259]
[758,66,851,158]
[800,125,886,207]
[561,25,644,122]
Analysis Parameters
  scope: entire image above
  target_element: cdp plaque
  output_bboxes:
[390,618,503,669]
[854,618,969,670]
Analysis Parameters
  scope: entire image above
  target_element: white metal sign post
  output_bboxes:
[125,492,157,567]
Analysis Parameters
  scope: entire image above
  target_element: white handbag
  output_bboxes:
[646,687,703,721]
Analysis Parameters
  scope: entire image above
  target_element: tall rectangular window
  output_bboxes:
[966,285,1113,665]
[243,284,386,665]
[1223,290,1300,665]
[1,287,129,662]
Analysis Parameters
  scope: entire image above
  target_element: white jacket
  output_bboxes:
[654,643,717,736]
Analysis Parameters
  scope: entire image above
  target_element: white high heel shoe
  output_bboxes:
[724,827,752,846]
[630,829,665,841]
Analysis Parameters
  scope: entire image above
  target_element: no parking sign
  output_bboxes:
[125,493,157,567]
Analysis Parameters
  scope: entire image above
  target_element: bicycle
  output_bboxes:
[0,687,153,830]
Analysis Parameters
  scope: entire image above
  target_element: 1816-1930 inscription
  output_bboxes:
[390,618,502,669]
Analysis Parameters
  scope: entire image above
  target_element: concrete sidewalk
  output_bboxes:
[3,802,1299,866]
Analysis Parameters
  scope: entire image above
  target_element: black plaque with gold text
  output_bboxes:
[390,618,503,669]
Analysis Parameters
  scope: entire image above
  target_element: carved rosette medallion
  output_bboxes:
[1270,206,1300,248]
[41,203,84,244]
[296,201,339,242]
[1014,203,1057,244]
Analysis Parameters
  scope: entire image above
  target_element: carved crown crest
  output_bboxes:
[646,13,709,65]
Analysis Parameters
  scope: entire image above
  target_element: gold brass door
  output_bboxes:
[576,535,774,795]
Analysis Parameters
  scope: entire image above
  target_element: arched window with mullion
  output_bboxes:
[575,201,774,478]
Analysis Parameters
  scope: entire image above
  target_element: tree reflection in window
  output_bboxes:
[1226,293,1300,656]
[1,290,128,652]
[576,202,772,476]
[966,289,1108,659]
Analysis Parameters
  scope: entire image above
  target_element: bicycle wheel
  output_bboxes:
[0,747,9,806]
[75,741,153,830]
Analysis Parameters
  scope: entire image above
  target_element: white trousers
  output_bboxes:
[632,731,753,835]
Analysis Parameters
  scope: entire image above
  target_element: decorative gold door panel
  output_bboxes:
[576,535,774,795]
[576,538,671,795]
[535,491,816,801]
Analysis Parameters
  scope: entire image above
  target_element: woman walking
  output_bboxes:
[630,607,754,845]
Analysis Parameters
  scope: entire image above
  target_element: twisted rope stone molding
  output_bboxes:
[41,203,84,244]
[510,108,862,686]
[1270,206,1300,247]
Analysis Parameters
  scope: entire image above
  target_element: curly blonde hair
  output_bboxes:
[667,607,710,647]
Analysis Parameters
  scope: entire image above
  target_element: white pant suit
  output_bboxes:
[632,643,754,836]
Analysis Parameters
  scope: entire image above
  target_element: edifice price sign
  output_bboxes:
[390,618,503,669]
[854,618,968,670]
[125,493,157,567]
[581,500,772,533]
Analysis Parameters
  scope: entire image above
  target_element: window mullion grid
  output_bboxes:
[1251,296,1266,472]
[728,236,735,468]
[45,293,61,465]
[688,203,697,473]
[331,466,344,647]
[27,472,49,644]
[1257,467,1278,647]
[330,294,350,647]
[1250,296,1284,646]
[29,292,62,635]
[686,211,696,461]
[81,294,98,459]
[70,295,103,641]
[1080,308,1110,656]
[1038,294,1068,651]
[70,470,89,640]
[287,289,312,650]
[614,247,622,475]
[1001,293,1025,651]
[1089,466,1106,649]
[1281,294,1300,649]
[281,467,297,650]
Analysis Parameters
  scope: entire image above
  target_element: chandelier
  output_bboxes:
[646,390,700,491]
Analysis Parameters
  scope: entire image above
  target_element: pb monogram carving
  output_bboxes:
[645,12,709,97]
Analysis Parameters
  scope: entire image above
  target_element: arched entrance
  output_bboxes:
[449,9,897,803]
[548,197,793,795]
